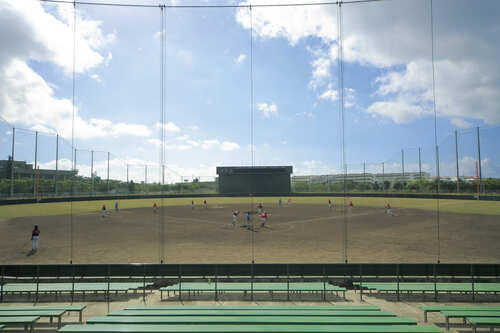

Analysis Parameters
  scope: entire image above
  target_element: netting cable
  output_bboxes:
[249,4,255,265]
[38,0,384,9]
[337,1,347,264]
[69,0,77,264]
[429,0,440,263]
[159,5,166,264]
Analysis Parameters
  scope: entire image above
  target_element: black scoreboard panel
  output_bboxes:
[216,166,292,195]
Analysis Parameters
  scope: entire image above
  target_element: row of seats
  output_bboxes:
[161,282,347,300]
[421,305,500,332]
[0,305,86,332]
[59,305,442,333]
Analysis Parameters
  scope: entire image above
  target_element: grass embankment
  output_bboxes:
[0,196,499,219]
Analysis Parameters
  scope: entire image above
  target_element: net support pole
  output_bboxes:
[33,131,38,198]
[145,165,148,192]
[476,127,482,194]
[55,134,59,196]
[363,161,366,190]
[126,164,129,183]
[91,150,94,195]
[10,128,15,197]
[401,148,405,192]
[455,130,459,193]
[382,162,385,192]
[107,152,110,193]
[418,147,422,180]
[359,264,363,302]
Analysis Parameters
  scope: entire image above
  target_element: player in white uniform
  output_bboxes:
[232,210,240,226]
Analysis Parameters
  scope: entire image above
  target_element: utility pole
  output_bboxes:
[401,149,405,192]
[455,130,459,193]
[91,150,94,195]
[33,131,38,197]
[55,134,59,196]
[476,127,482,193]
[107,152,110,193]
[10,128,15,197]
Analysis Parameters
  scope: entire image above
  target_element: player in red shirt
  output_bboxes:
[153,202,158,213]
[385,203,392,216]
[260,211,267,227]
[257,203,263,214]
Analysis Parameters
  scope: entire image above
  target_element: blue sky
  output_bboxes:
[0,0,499,182]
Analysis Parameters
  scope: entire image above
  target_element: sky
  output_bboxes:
[0,0,499,183]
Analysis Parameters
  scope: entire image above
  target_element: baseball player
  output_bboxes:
[260,211,267,227]
[191,200,194,210]
[257,203,263,214]
[328,199,332,210]
[31,225,40,252]
[115,201,119,212]
[203,200,207,209]
[153,202,158,213]
[385,203,393,216]
[278,198,282,208]
[232,210,240,226]
[246,211,251,230]
[101,204,107,218]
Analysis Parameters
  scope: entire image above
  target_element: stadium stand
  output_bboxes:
[467,317,500,333]
[0,305,86,323]
[0,310,65,328]
[0,316,39,333]
[421,305,500,322]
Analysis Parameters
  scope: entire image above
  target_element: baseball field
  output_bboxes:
[1,196,499,264]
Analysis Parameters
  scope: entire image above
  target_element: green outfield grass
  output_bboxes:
[0,196,499,219]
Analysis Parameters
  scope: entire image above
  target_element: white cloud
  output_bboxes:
[235,54,246,64]
[187,125,199,131]
[156,122,181,133]
[319,84,338,102]
[257,102,278,118]
[201,139,219,149]
[295,112,314,118]
[221,141,240,151]
[90,73,101,82]
[451,118,472,129]
[0,1,136,141]
[367,98,430,124]
[236,0,500,125]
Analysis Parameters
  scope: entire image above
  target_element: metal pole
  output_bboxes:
[382,162,385,192]
[126,164,129,183]
[34,131,38,197]
[363,161,366,191]
[401,148,404,191]
[10,128,15,197]
[455,130,459,193]
[107,152,110,193]
[145,165,148,192]
[419,147,422,180]
[91,150,94,195]
[74,148,77,195]
[476,127,482,194]
[436,144,440,263]
[55,134,59,196]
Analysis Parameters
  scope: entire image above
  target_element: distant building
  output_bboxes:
[0,159,76,180]
[292,172,430,185]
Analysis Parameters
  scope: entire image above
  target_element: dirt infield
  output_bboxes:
[1,202,499,264]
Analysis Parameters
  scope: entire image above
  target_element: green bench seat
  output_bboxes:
[467,317,500,333]
[440,311,500,331]
[0,310,65,328]
[124,306,380,311]
[420,306,500,322]
[110,311,393,317]
[87,316,416,326]
[0,324,4,331]
[60,324,442,333]
[0,316,39,333]
[0,305,87,323]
